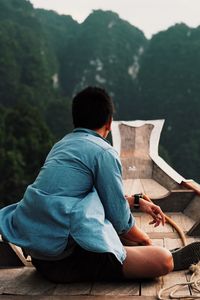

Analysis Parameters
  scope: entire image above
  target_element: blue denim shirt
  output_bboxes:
[0,128,134,263]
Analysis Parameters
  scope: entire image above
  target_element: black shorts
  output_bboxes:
[31,244,124,283]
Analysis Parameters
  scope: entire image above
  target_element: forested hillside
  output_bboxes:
[0,0,200,205]
[137,24,200,181]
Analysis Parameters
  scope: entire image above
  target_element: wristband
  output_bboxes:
[133,193,143,209]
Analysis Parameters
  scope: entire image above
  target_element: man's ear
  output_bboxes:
[105,117,112,132]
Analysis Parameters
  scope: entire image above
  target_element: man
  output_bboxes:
[0,87,199,282]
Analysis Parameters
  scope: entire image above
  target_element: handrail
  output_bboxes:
[181,180,200,197]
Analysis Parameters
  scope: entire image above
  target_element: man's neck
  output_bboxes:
[95,127,107,139]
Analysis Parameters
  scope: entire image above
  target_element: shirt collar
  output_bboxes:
[73,128,110,144]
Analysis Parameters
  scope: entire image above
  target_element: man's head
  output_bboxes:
[72,86,114,130]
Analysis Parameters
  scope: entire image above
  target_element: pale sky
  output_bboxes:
[30,0,200,38]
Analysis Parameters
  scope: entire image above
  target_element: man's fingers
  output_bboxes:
[140,198,166,226]
[149,211,164,227]
[149,220,155,225]
[152,207,166,226]
[149,218,160,227]
[156,209,165,225]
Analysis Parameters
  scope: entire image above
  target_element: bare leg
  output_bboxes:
[122,245,174,279]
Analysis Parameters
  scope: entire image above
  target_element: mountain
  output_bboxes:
[0,0,57,107]
[0,0,200,205]
[59,9,148,118]
[35,9,79,78]
[137,23,200,180]
[35,8,148,119]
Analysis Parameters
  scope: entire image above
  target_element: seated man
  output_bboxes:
[0,87,199,282]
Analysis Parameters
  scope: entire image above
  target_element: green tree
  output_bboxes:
[138,24,200,181]
[45,97,73,139]
[0,103,54,207]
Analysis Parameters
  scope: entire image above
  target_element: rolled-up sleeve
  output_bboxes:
[94,148,135,234]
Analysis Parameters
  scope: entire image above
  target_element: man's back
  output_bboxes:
[0,128,131,263]
[33,128,112,198]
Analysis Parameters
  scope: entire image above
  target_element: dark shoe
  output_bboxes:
[0,240,24,268]
[172,242,200,271]
[170,247,180,253]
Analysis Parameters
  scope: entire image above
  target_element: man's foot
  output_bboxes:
[172,242,200,271]
[170,247,181,253]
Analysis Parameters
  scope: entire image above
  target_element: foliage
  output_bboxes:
[0,103,54,207]
[138,24,200,181]
[45,97,73,139]
[0,0,57,108]
[60,9,148,119]
[1,1,200,206]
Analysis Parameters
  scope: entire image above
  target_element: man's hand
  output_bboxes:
[139,197,165,227]
[120,224,152,246]
[125,194,165,227]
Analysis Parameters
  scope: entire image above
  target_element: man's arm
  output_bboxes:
[121,195,166,246]
[120,224,152,246]
[94,148,134,234]
[125,195,165,227]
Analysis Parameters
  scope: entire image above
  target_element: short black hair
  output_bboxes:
[72,86,114,129]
